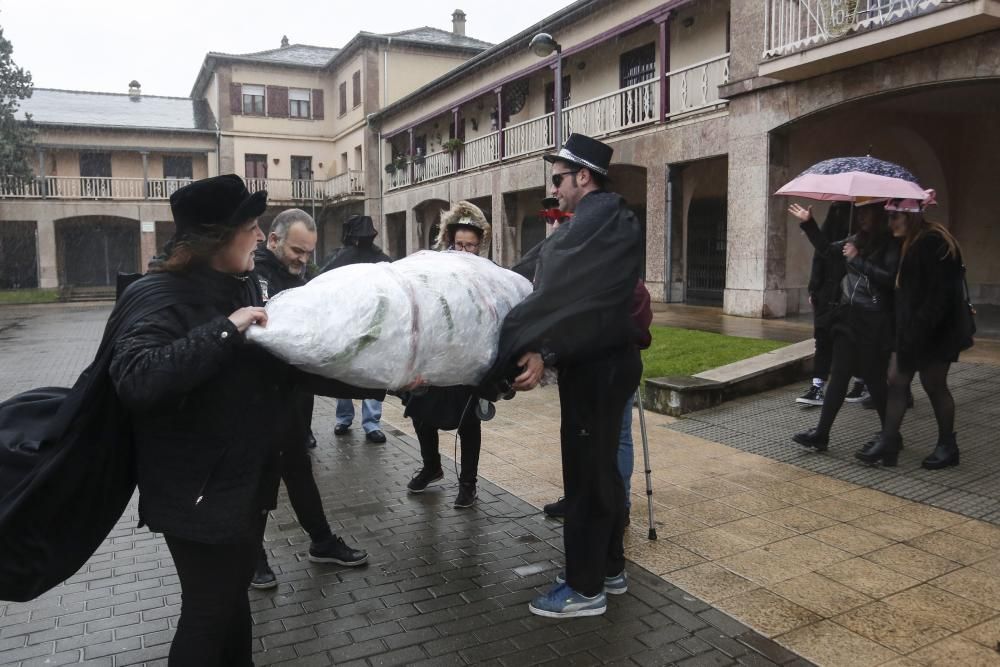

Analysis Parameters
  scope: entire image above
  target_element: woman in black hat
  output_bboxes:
[108,175,382,665]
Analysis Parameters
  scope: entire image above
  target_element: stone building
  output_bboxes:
[367,0,1000,317]
[0,13,491,293]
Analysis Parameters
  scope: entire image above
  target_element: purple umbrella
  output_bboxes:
[776,156,930,202]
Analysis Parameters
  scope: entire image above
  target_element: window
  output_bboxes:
[544,76,571,114]
[339,82,347,116]
[353,146,363,170]
[79,151,111,198]
[163,156,193,180]
[290,156,312,180]
[340,152,348,173]
[245,154,267,181]
[352,70,361,108]
[291,156,313,199]
[289,88,311,118]
[242,85,265,115]
[620,43,657,88]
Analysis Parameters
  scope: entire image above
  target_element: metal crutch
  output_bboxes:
[634,389,657,540]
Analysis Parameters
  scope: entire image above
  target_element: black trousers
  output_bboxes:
[816,327,889,437]
[559,346,642,597]
[414,412,482,485]
[164,522,262,666]
[813,309,835,380]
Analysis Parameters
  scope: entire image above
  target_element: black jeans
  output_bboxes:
[559,346,642,597]
[813,309,835,380]
[279,435,333,543]
[164,524,262,666]
[414,412,482,485]
[815,328,889,437]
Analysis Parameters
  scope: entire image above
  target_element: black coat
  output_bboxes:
[894,232,966,372]
[321,243,391,272]
[109,269,382,544]
[253,246,305,301]
[484,190,641,391]
[806,216,849,313]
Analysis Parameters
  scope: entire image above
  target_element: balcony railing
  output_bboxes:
[763,0,947,58]
[383,54,730,192]
[0,173,364,202]
[668,53,730,116]
[563,79,659,140]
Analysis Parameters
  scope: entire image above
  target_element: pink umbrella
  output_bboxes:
[776,172,931,201]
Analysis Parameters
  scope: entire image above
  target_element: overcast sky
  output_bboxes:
[0,0,575,98]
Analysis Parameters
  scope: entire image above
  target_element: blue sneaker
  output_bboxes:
[528,582,607,618]
[555,570,628,595]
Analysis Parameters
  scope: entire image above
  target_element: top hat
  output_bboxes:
[169,174,267,235]
[343,214,378,241]
[544,133,613,176]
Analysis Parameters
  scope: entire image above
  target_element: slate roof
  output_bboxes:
[19,88,216,132]
[212,43,340,68]
[378,26,493,51]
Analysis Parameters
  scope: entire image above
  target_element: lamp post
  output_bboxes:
[529,32,563,149]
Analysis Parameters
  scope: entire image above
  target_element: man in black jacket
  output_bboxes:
[493,134,641,618]
[251,209,368,589]
[321,215,391,443]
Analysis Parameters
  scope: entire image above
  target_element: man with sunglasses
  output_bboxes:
[486,133,643,618]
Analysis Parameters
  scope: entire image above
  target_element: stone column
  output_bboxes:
[405,207,419,256]
[140,151,149,198]
[140,220,157,271]
[35,217,58,289]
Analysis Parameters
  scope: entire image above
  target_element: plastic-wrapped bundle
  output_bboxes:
[247,250,533,389]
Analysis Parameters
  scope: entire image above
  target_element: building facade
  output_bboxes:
[0,12,491,292]
[367,0,1000,317]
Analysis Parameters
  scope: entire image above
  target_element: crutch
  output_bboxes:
[634,389,657,540]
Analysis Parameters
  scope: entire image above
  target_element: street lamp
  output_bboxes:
[529,32,563,149]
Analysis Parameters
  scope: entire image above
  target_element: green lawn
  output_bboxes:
[641,326,787,380]
[0,289,60,305]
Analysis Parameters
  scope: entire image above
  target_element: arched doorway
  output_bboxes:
[413,199,449,250]
[774,79,1000,311]
[55,216,139,287]
[608,164,648,279]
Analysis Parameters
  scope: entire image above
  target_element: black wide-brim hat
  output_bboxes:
[169,174,268,236]
[344,214,378,239]
[544,133,613,177]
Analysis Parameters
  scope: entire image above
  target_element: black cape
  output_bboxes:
[0,273,210,602]
[483,190,641,390]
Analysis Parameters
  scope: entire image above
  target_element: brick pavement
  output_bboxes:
[0,303,804,666]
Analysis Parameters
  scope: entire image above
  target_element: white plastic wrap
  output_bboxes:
[246,250,533,389]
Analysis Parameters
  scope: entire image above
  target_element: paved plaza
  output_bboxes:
[3,302,1000,666]
[0,303,803,667]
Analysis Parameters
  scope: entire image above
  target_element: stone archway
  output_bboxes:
[413,199,449,250]
[55,216,140,288]
[772,79,1000,311]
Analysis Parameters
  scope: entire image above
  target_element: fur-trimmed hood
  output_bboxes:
[434,201,491,257]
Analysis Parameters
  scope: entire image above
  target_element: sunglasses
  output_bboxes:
[551,170,580,187]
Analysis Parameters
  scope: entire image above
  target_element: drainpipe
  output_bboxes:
[664,165,675,303]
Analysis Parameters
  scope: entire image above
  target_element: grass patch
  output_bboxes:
[0,288,61,305]
[641,326,787,380]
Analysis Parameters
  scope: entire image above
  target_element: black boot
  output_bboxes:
[855,433,901,467]
[792,428,829,452]
[857,432,904,456]
[922,433,959,470]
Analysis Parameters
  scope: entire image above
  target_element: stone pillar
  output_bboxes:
[140,220,157,271]
[405,207,419,256]
[723,132,787,318]
[491,186,504,264]
[207,151,219,177]
[35,217,58,289]
[140,151,149,198]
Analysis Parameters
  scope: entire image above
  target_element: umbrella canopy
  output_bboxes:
[776,156,930,202]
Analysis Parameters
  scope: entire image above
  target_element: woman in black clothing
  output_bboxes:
[405,201,492,509]
[790,202,899,457]
[796,202,851,405]
[857,195,968,468]
[109,175,382,665]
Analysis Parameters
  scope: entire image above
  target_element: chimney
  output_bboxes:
[128,80,141,100]
[452,9,466,36]
[281,35,290,47]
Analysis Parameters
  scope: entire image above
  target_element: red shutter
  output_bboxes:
[267,86,288,118]
[312,89,324,119]
[230,83,242,114]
